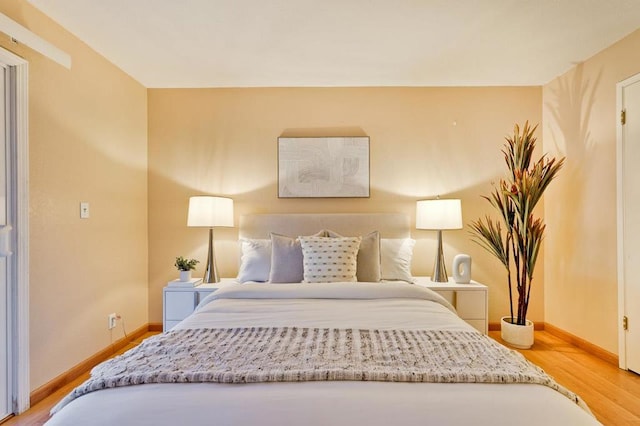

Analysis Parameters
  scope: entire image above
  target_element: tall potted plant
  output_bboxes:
[470,122,564,349]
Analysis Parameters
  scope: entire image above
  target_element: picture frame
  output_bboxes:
[278,136,370,198]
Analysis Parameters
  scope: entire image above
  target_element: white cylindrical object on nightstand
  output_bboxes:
[452,254,471,283]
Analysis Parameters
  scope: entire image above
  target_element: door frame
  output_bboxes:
[0,46,29,413]
[616,72,640,370]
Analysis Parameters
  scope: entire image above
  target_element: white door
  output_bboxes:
[0,63,9,421]
[0,47,28,415]
[619,73,640,373]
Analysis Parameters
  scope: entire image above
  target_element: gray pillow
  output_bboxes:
[326,230,381,282]
[269,230,326,283]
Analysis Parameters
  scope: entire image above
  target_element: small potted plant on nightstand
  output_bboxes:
[470,122,564,349]
[175,256,199,281]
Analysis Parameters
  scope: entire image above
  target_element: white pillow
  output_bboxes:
[236,239,271,283]
[380,238,415,283]
[299,236,361,283]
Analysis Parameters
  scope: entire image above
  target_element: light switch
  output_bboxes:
[80,202,90,219]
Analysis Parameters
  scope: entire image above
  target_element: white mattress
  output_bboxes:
[47,283,600,426]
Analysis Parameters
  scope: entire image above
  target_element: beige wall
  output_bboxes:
[0,1,148,389]
[148,87,542,325]
[11,0,625,392]
[543,28,640,353]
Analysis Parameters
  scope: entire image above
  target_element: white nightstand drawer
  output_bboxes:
[163,279,236,332]
[414,277,488,334]
[456,291,486,319]
[435,290,455,306]
[165,291,197,321]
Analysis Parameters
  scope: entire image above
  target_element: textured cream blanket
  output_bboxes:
[52,327,587,414]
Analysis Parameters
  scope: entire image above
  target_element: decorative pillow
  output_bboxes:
[269,231,326,283]
[326,230,381,282]
[380,238,416,283]
[299,236,361,283]
[236,238,271,283]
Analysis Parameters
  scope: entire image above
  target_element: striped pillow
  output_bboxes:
[299,236,361,283]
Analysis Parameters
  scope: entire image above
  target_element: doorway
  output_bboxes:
[617,72,640,373]
[0,46,29,417]
[0,62,7,422]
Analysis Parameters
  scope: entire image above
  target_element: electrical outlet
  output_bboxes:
[108,313,117,330]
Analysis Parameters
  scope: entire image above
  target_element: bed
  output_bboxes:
[46,214,600,426]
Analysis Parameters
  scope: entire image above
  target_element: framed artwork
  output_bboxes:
[278,136,370,198]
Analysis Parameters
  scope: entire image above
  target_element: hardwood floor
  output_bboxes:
[1,332,159,426]
[2,331,639,425]
[490,331,640,426]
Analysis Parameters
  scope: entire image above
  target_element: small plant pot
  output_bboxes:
[501,316,534,349]
[179,270,192,282]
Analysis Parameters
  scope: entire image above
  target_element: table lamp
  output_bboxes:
[416,198,463,282]
[187,196,234,283]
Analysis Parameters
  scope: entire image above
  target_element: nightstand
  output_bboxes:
[163,278,236,331]
[414,277,489,334]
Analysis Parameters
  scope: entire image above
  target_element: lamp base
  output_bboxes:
[203,228,219,283]
[432,230,448,282]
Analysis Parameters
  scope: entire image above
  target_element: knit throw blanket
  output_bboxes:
[52,327,587,414]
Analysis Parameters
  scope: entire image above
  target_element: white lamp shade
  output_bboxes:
[416,199,463,230]
[187,196,234,227]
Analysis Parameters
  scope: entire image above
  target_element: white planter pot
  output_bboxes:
[179,270,192,282]
[501,316,534,349]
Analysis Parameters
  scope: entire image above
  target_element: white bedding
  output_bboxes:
[184,282,463,331]
[47,283,600,426]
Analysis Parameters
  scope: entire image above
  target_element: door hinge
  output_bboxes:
[621,109,626,125]
[623,316,628,331]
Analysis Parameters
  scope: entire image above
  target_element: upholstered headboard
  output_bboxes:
[239,213,410,239]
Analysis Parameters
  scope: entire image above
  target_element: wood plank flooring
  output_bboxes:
[2,331,639,425]
[490,331,640,426]
[1,332,159,426]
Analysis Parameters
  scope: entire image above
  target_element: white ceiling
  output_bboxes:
[26,0,640,88]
